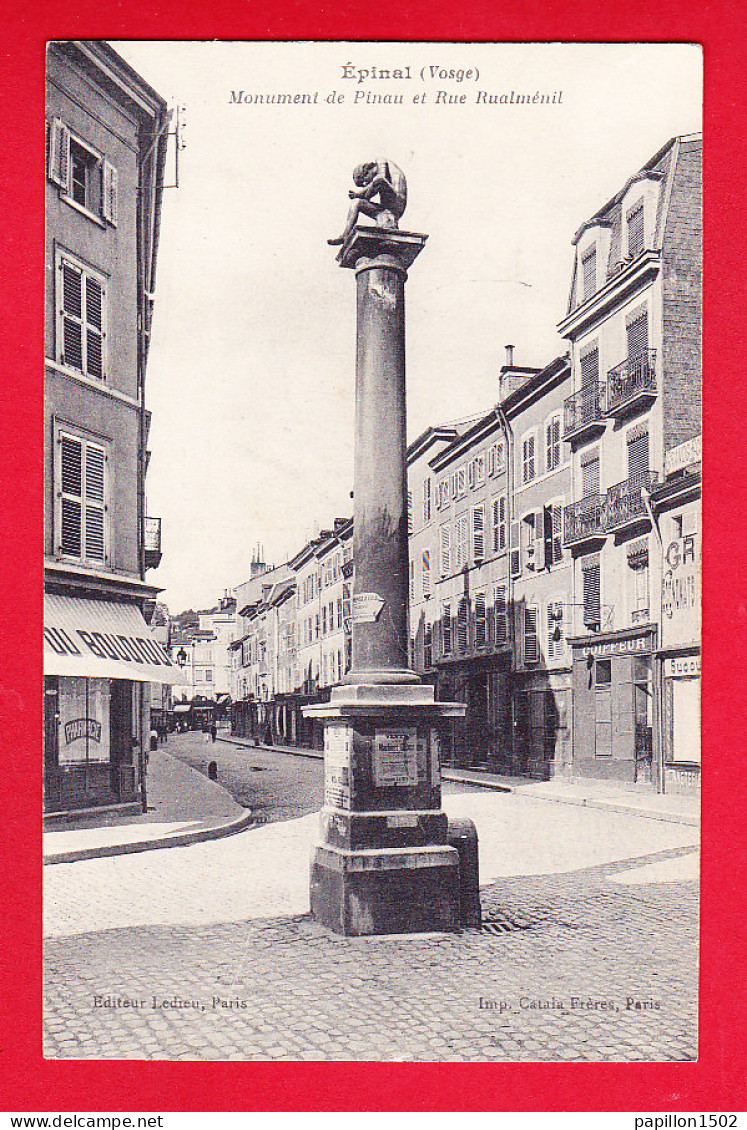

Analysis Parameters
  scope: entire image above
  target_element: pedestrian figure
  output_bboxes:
[210,721,217,743]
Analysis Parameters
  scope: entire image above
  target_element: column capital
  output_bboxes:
[335,226,428,271]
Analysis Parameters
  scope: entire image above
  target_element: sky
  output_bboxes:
[111,41,701,613]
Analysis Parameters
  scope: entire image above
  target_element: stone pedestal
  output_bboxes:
[305,222,466,936]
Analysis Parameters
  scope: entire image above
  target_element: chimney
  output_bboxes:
[505,344,515,367]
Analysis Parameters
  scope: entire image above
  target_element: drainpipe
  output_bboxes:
[495,395,514,766]
[642,481,665,793]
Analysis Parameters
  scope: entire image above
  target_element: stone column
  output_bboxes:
[304,224,466,937]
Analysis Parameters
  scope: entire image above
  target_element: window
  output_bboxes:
[451,465,466,500]
[205,669,213,683]
[581,452,600,497]
[442,601,452,653]
[626,201,645,258]
[628,538,650,623]
[493,584,507,645]
[424,623,433,669]
[509,521,521,577]
[581,246,597,299]
[488,440,505,477]
[48,118,118,226]
[440,523,451,577]
[471,504,485,562]
[422,548,431,597]
[475,592,487,649]
[521,512,536,572]
[581,554,601,629]
[422,477,431,522]
[580,345,599,389]
[409,560,415,601]
[524,606,539,664]
[544,502,564,566]
[56,250,107,380]
[626,310,649,361]
[522,431,536,483]
[436,479,450,510]
[342,583,352,627]
[322,606,327,635]
[492,495,507,554]
[545,414,562,472]
[627,425,650,479]
[468,454,485,490]
[454,513,469,570]
[57,428,108,564]
[547,601,565,659]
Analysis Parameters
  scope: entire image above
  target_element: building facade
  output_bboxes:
[558,133,701,790]
[44,42,177,814]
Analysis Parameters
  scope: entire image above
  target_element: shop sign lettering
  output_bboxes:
[584,636,649,659]
[664,655,701,678]
[64,717,102,745]
[44,627,173,666]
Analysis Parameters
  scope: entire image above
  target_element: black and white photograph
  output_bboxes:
[43,40,702,1062]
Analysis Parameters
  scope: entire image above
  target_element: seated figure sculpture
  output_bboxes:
[328,159,407,246]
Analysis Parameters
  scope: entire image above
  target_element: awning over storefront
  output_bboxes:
[44,594,181,684]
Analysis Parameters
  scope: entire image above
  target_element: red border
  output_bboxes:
[3,0,746,1113]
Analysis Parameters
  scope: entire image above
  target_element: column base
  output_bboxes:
[310,842,461,936]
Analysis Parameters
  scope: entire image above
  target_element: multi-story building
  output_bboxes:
[558,133,701,790]
[43,42,176,814]
[170,595,236,710]
[504,354,573,779]
[651,435,701,794]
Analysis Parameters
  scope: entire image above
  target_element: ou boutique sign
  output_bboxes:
[661,534,700,647]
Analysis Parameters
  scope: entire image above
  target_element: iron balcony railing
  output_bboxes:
[606,349,657,415]
[144,516,162,569]
[605,471,659,531]
[564,493,607,545]
[563,382,606,439]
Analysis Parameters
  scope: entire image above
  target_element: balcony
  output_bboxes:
[144,516,162,570]
[605,349,657,418]
[564,494,607,547]
[605,472,659,533]
[563,382,606,442]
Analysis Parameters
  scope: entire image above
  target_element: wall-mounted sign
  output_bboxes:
[664,655,701,679]
[64,717,102,745]
[352,592,385,624]
[664,435,702,476]
[324,724,352,809]
[581,635,650,659]
[373,727,419,787]
[661,533,700,648]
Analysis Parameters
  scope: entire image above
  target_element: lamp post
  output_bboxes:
[303,162,466,936]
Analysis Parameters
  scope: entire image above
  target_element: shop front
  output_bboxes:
[570,625,658,787]
[436,654,511,769]
[512,671,572,780]
[658,525,700,794]
[44,594,181,814]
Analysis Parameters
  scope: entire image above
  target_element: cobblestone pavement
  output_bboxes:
[44,790,698,1061]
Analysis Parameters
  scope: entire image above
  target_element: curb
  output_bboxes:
[43,809,256,866]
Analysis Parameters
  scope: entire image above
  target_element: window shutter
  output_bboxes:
[581,246,597,298]
[422,548,431,596]
[457,598,469,653]
[509,520,521,577]
[547,601,564,659]
[493,584,507,645]
[407,490,413,535]
[442,602,452,653]
[487,445,495,477]
[60,435,83,557]
[440,524,451,577]
[581,454,600,498]
[86,276,104,379]
[524,607,539,664]
[468,460,475,489]
[423,477,431,522]
[627,203,645,257]
[582,557,601,628]
[475,592,487,648]
[534,509,546,570]
[627,428,649,478]
[48,118,70,189]
[552,503,563,564]
[580,346,599,388]
[60,260,83,370]
[626,311,648,360]
[472,504,485,561]
[102,160,118,225]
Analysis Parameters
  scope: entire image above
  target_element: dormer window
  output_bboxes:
[581,246,597,300]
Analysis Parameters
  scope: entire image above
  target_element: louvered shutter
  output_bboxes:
[627,428,649,478]
[552,503,563,564]
[487,446,495,477]
[509,520,521,577]
[534,509,546,570]
[60,261,83,370]
[475,592,487,648]
[472,504,485,561]
[626,311,648,361]
[407,490,413,535]
[581,247,597,299]
[48,118,70,189]
[84,443,106,562]
[493,584,507,645]
[422,548,431,596]
[440,524,451,577]
[582,557,601,627]
[581,454,600,498]
[442,602,452,653]
[457,598,469,653]
[86,276,104,379]
[468,460,476,489]
[627,204,645,257]
[524,607,539,664]
[580,347,599,388]
[60,435,83,557]
[102,160,118,225]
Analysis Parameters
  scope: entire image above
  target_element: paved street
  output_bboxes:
[44,741,699,1062]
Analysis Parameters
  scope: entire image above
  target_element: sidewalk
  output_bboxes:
[220,733,699,827]
[43,747,253,865]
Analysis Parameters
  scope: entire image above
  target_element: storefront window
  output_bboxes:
[57,676,111,764]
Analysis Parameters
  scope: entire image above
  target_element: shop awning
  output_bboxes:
[44,594,181,684]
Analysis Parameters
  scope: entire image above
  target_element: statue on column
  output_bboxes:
[328,159,407,246]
